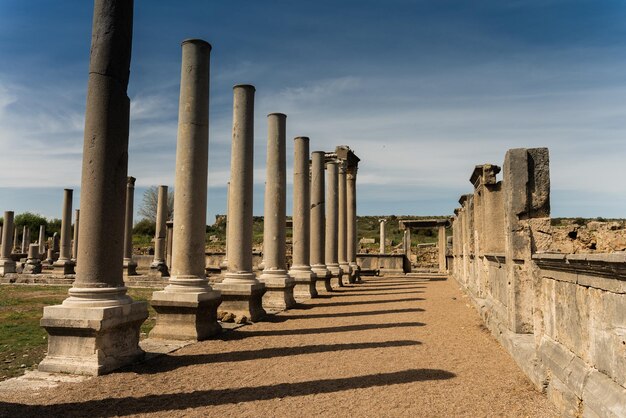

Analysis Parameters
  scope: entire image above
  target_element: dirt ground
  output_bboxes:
[0,276,557,417]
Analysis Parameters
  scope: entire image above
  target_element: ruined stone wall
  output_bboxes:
[450,148,626,417]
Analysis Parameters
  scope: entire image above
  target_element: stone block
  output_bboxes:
[288,268,318,302]
[39,301,148,376]
[213,281,266,322]
[582,369,626,418]
[259,271,296,310]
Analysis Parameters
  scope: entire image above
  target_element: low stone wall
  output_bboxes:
[450,148,626,417]
[356,253,407,275]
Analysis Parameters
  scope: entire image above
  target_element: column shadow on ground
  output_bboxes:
[318,297,424,308]
[281,307,425,320]
[220,321,426,340]
[328,291,424,298]
[135,340,422,374]
[0,369,456,416]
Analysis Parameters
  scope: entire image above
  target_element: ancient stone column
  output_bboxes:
[0,211,16,275]
[379,219,387,254]
[219,182,230,271]
[259,113,296,310]
[72,209,80,261]
[21,226,29,253]
[214,85,266,321]
[310,151,332,292]
[39,0,148,376]
[149,185,169,277]
[325,160,342,286]
[165,220,173,269]
[346,165,360,282]
[438,225,447,273]
[12,226,18,253]
[338,161,351,281]
[150,39,222,340]
[38,225,46,256]
[24,244,42,274]
[289,137,317,300]
[53,188,75,274]
[405,229,412,259]
[122,176,137,275]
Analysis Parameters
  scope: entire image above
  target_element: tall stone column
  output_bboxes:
[149,185,169,277]
[150,39,222,340]
[38,225,46,256]
[122,176,137,275]
[39,0,148,376]
[438,225,447,273]
[214,85,266,321]
[12,226,18,253]
[346,165,360,282]
[53,189,75,274]
[325,160,342,286]
[259,113,295,310]
[289,137,317,300]
[219,182,230,271]
[72,209,80,261]
[338,161,351,281]
[0,211,16,275]
[379,219,387,254]
[310,151,332,292]
[165,220,173,269]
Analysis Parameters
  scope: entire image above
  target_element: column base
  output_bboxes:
[23,261,42,274]
[288,266,318,301]
[149,261,169,278]
[52,259,75,275]
[259,270,296,310]
[312,264,332,293]
[327,263,344,287]
[350,263,362,282]
[213,281,266,322]
[123,258,138,276]
[149,289,223,341]
[0,259,16,275]
[340,262,352,284]
[38,300,148,376]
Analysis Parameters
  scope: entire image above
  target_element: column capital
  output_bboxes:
[127,176,136,187]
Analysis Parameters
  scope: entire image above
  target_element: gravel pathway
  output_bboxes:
[0,276,557,417]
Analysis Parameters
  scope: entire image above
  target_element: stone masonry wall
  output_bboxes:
[450,148,626,417]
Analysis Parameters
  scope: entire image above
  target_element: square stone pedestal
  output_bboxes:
[340,263,353,284]
[350,264,362,283]
[0,259,16,275]
[53,260,75,275]
[149,290,222,341]
[289,267,318,302]
[328,264,344,288]
[312,266,332,293]
[259,271,296,310]
[213,281,266,322]
[39,301,148,376]
[123,259,138,276]
[149,262,169,278]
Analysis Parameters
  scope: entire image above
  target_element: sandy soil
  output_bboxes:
[0,276,557,417]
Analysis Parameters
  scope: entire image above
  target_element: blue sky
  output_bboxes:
[1,0,626,222]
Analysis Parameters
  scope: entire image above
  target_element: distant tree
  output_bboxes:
[14,212,48,231]
[133,219,156,237]
[138,186,174,222]
[47,218,62,237]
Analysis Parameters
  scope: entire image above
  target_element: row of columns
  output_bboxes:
[36,0,361,376]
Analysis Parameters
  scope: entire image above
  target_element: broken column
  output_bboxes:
[503,148,551,334]
[39,0,148,375]
[149,185,169,277]
[438,225,446,273]
[150,39,222,340]
[310,151,332,292]
[123,176,137,275]
[53,188,75,274]
[72,209,80,261]
[214,84,266,321]
[325,159,342,286]
[165,220,173,269]
[379,219,387,254]
[12,226,18,253]
[0,211,16,275]
[289,136,318,300]
[259,113,296,310]
[21,226,29,253]
[338,161,351,281]
[24,244,42,274]
[346,164,360,282]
